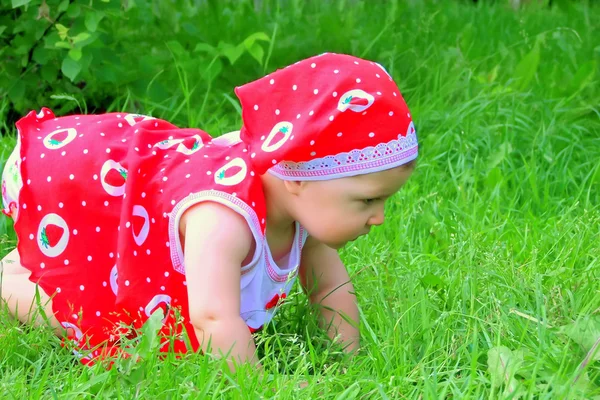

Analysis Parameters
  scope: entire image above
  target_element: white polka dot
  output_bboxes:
[146,277,151,283]
[122,138,127,143]
[369,132,375,138]
[292,84,297,91]
[73,229,78,235]
[81,201,86,207]
[69,174,74,180]
[166,242,170,247]
[250,171,255,176]
[275,109,280,115]
[152,151,157,156]
[117,114,122,118]
[80,285,85,291]
[254,105,259,111]
[389,111,394,116]
[206,171,211,175]
[290,135,294,140]
[354,61,359,65]
[93,174,98,180]
[261,218,265,224]
[356,78,361,83]
[251,153,256,158]
[164,271,169,277]
[363,111,368,116]
[334,69,339,74]
[61,151,66,156]
[100,132,105,137]
[313,89,319,95]
[260,135,265,141]
[269,79,275,84]
[171,200,176,206]
[376,73,381,78]
[296,114,301,119]
[22,204,26,209]
[96,226,101,232]
[337,132,343,137]
[232,192,237,197]
[126,221,131,228]
[160,286,165,291]
[309,110,314,116]
[134,250,137,256]
[96,311,101,317]
[310,140,315,146]
[329,115,334,121]
[393,92,397,96]
[106,148,111,153]
[40,153,45,159]
[272,159,277,164]
[59,202,64,208]
[311,63,316,68]
[56,288,61,293]
[151,218,155,224]
[83,149,88,154]
[47,176,51,182]
[102,281,107,287]
[37,205,42,211]
[310,151,316,156]
[40,262,45,269]
[125,280,130,286]
[134,147,139,152]
[146,249,151,255]
[109,252,114,258]
[252,202,256,207]
[183,281,187,286]
[64,259,69,265]
[27,179,31,185]
[141,192,146,198]
[162,176,168,182]
[333,92,338,97]
[87,255,92,261]
[104,200,109,206]
[29,233,34,240]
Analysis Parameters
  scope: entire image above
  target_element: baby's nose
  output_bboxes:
[368,208,385,226]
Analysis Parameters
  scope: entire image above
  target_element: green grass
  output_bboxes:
[1,0,600,398]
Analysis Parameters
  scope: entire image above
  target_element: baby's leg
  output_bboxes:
[0,248,64,336]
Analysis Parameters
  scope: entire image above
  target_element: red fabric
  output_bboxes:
[235,52,415,176]
[13,108,266,363]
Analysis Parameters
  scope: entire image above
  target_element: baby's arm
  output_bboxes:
[299,237,360,354]
[181,202,259,371]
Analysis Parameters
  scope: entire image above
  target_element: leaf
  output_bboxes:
[245,42,265,66]
[218,41,244,65]
[68,48,82,61]
[8,80,25,103]
[136,307,164,358]
[55,41,71,49]
[487,141,513,170]
[85,11,105,33]
[11,0,31,8]
[61,56,82,81]
[570,60,597,94]
[560,315,600,361]
[71,32,90,44]
[194,42,216,55]
[243,32,270,46]
[55,24,69,41]
[487,346,524,395]
[420,273,447,290]
[511,38,541,91]
[0,26,6,37]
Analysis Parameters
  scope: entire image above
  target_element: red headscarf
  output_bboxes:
[235,52,418,181]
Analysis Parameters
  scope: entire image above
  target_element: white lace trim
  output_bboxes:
[268,128,418,181]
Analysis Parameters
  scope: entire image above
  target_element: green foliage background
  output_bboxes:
[1,0,600,398]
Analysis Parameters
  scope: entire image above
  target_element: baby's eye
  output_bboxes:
[363,198,380,205]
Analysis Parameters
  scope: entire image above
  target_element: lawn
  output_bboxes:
[1,0,599,398]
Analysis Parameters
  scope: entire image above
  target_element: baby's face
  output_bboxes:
[293,164,414,249]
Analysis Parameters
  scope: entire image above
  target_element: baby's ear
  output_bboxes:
[283,179,308,195]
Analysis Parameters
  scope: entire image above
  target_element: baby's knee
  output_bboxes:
[1,248,27,275]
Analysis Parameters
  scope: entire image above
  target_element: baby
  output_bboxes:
[0,53,418,369]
